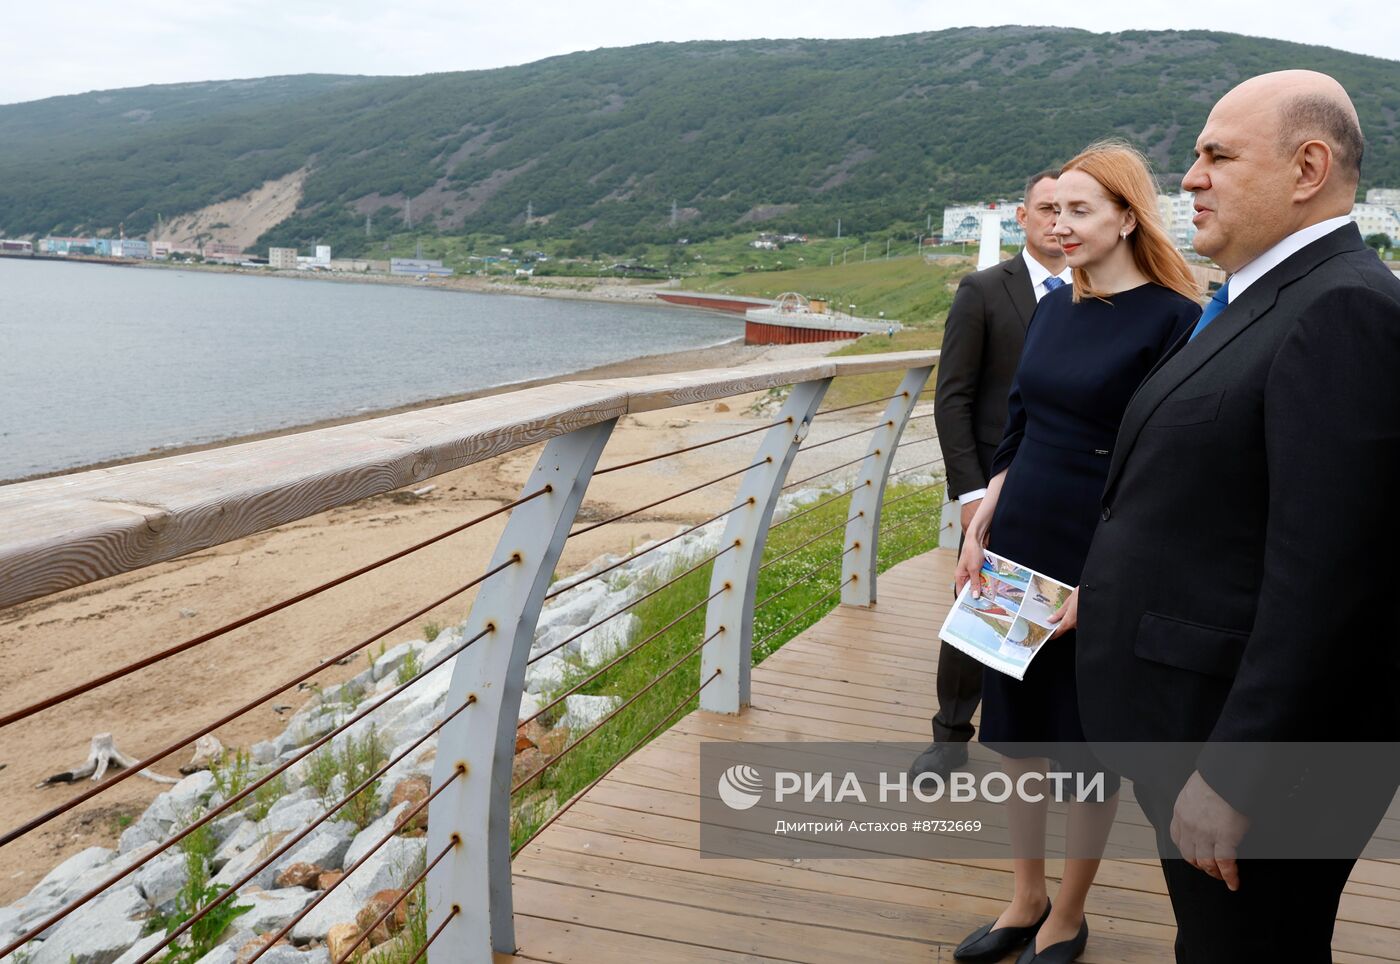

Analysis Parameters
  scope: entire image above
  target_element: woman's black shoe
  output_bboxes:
[952,899,1051,962]
[1014,918,1088,964]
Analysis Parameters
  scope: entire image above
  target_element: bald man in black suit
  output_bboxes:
[1076,71,1400,962]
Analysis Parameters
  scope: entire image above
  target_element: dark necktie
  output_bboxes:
[1189,279,1231,341]
[1043,276,1066,292]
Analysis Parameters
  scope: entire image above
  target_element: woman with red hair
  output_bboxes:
[952,142,1201,964]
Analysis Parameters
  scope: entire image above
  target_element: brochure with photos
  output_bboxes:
[937,551,1074,681]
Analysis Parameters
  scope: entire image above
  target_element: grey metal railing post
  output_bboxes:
[840,366,933,607]
[426,419,616,962]
[938,496,962,550]
[699,379,831,714]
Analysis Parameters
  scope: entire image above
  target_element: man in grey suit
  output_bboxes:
[909,169,1069,779]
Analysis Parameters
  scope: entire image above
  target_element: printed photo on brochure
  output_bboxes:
[937,551,1073,680]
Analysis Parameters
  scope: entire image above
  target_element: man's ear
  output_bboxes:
[1293,140,1333,203]
[1015,204,1029,230]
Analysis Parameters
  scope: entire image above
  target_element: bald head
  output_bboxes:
[1184,71,1363,271]
[1223,71,1363,187]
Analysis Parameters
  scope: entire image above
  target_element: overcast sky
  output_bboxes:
[1,1,1394,106]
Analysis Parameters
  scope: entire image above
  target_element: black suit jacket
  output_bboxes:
[1077,224,1400,818]
[935,254,1037,498]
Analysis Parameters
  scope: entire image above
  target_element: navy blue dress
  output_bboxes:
[979,282,1200,756]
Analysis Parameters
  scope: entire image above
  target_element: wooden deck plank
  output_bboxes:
[510,549,1400,961]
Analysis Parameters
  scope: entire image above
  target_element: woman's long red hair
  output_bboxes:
[1062,140,1201,304]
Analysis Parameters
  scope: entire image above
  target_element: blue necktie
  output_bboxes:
[1043,276,1066,292]
[1190,279,1231,340]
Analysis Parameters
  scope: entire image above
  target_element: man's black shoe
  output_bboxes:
[907,740,969,780]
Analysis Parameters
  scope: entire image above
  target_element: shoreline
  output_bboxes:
[131,256,709,310]
[1,334,781,486]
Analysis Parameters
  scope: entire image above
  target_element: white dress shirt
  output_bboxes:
[956,251,1072,505]
[1021,247,1074,303]
[1224,215,1351,303]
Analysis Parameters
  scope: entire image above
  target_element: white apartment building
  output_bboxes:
[1350,202,1400,240]
[1156,192,1197,249]
[1365,188,1400,207]
[941,204,1026,245]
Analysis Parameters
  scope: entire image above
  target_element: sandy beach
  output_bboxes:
[0,338,928,902]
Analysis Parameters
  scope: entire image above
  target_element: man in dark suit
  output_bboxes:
[909,169,1068,779]
[1075,71,1400,961]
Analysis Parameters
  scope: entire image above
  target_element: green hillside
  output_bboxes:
[1,28,1395,254]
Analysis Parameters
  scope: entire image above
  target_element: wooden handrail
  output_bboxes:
[0,351,937,611]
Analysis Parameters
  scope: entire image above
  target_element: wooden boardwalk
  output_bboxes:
[506,549,1400,962]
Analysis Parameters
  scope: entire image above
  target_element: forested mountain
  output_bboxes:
[1,27,1396,255]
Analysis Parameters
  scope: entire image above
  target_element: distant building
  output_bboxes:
[116,239,150,259]
[390,258,453,277]
[0,239,33,254]
[269,247,299,270]
[1350,202,1400,240]
[1156,192,1197,249]
[41,237,98,255]
[204,242,243,263]
[1365,188,1400,207]
[942,203,1025,246]
[151,241,172,260]
[328,258,371,273]
[315,245,332,264]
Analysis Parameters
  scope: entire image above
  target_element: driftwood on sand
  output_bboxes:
[38,733,179,787]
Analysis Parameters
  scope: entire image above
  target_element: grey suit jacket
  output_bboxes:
[934,254,1037,499]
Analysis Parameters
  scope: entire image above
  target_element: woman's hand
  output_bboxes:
[955,525,989,595]
[1047,587,1079,638]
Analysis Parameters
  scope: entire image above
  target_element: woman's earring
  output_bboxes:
[1120,229,1128,239]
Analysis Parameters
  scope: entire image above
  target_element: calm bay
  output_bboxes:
[0,258,742,481]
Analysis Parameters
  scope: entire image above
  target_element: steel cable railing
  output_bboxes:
[781,452,875,492]
[753,575,859,652]
[511,626,724,795]
[0,554,516,850]
[880,482,944,512]
[245,766,466,964]
[543,498,752,602]
[877,514,933,542]
[568,457,770,538]
[528,543,736,666]
[410,905,460,964]
[758,512,862,573]
[127,695,476,964]
[816,391,908,417]
[511,667,723,857]
[0,355,948,962]
[593,418,790,475]
[768,481,868,533]
[753,543,860,614]
[1,625,494,958]
[793,420,893,455]
[520,583,730,730]
[887,457,945,481]
[331,837,457,964]
[0,487,550,730]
